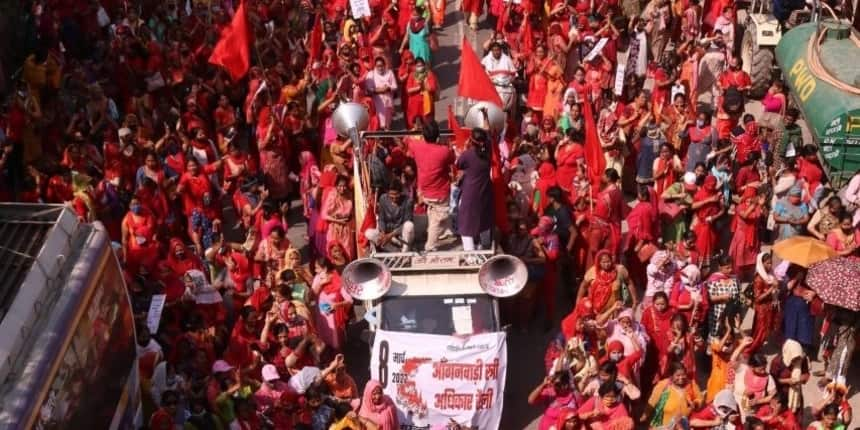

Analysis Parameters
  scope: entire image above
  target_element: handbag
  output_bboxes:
[658,200,683,220]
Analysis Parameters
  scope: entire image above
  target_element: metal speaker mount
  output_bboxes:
[464,102,506,134]
[332,102,370,137]
[477,254,528,298]
[341,258,392,301]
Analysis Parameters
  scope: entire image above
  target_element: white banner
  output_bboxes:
[146,294,166,335]
[370,330,507,429]
[349,0,372,17]
[583,38,609,62]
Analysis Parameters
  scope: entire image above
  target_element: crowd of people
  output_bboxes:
[0,0,858,428]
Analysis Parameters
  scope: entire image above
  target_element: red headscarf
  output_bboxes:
[561,298,594,339]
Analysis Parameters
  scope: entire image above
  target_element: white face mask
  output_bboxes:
[609,352,623,362]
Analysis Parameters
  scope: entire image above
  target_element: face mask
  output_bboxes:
[696,119,705,128]
[203,195,212,206]
[130,204,142,214]
[415,66,425,72]
[609,352,622,362]
[123,145,135,157]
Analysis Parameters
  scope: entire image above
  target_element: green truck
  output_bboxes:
[775,21,860,185]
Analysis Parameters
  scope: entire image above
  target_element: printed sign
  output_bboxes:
[614,62,627,96]
[370,330,507,429]
[147,294,166,335]
[410,254,461,270]
[350,0,372,17]
[583,38,609,62]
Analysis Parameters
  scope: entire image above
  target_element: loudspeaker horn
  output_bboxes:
[341,258,392,300]
[478,254,528,298]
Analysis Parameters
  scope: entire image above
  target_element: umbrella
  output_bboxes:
[772,236,838,268]
[806,257,860,311]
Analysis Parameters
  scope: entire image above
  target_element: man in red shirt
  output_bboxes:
[403,120,455,251]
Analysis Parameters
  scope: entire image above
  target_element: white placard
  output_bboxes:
[614,62,627,96]
[370,330,507,429]
[452,305,474,335]
[583,38,609,62]
[146,294,166,334]
[349,0,372,18]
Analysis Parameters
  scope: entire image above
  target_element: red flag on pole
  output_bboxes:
[489,133,510,234]
[308,14,323,62]
[357,193,377,254]
[582,97,605,184]
[208,1,251,81]
[447,105,472,151]
[457,37,504,107]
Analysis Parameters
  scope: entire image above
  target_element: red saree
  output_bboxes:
[692,175,720,260]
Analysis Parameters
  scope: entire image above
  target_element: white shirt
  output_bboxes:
[481,53,516,76]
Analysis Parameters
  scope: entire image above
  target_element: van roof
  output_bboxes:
[385,270,486,297]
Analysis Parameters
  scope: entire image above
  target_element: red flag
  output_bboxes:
[308,14,323,61]
[208,1,251,81]
[447,105,472,151]
[489,134,510,234]
[357,193,377,254]
[583,97,605,184]
[521,18,534,57]
[457,37,504,107]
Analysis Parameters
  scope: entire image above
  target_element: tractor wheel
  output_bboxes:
[741,25,775,99]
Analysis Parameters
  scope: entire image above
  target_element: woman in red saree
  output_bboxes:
[122,197,159,274]
[747,251,779,355]
[526,45,553,120]
[533,162,558,216]
[576,382,635,430]
[597,169,626,259]
[404,57,438,128]
[624,186,657,288]
[797,144,825,195]
[641,292,675,384]
[652,144,683,197]
[663,313,698,380]
[213,94,237,154]
[554,136,584,197]
[576,250,633,317]
[176,158,215,218]
[728,186,764,278]
[165,237,204,279]
[691,175,723,262]
[397,50,416,112]
[312,250,353,351]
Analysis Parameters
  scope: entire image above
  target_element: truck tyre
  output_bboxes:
[742,25,774,99]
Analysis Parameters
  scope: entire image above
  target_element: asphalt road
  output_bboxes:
[278,3,860,428]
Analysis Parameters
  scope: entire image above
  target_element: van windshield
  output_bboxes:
[379,294,498,336]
